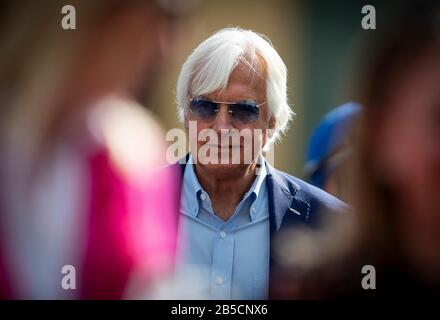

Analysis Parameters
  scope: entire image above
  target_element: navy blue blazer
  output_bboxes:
[177,156,348,295]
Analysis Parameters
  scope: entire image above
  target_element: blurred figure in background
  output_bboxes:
[304,102,361,202]
[0,0,183,299]
[352,0,440,297]
[271,1,440,298]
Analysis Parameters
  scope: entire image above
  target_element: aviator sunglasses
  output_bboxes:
[189,98,266,124]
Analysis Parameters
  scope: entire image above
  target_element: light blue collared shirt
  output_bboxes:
[176,155,270,300]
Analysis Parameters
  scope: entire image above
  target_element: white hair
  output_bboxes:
[176,27,295,145]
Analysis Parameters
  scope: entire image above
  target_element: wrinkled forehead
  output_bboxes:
[229,61,266,85]
[189,51,267,99]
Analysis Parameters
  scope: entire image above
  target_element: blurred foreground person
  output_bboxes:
[0,1,181,299]
[304,102,361,201]
[171,27,347,300]
[271,1,440,298]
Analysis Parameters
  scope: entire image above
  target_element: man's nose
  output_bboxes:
[212,105,234,131]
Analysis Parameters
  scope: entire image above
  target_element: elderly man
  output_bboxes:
[173,28,346,300]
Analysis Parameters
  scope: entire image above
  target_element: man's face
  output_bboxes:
[185,62,275,174]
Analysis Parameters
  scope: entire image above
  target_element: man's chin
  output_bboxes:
[195,159,255,175]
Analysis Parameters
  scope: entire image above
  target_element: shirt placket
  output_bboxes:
[210,223,236,299]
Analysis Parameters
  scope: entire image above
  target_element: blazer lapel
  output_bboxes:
[178,154,190,177]
[266,163,312,296]
[266,163,311,235]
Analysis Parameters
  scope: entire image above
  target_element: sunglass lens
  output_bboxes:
[189,100,218,120]
[230,103,260,123]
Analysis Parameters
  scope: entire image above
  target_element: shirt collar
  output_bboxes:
[248,155,267,199]
[182,154,203,218]
[182,154,268,220]
[245,156,267,221]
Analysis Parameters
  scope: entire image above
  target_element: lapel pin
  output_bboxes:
[289,207,302,216]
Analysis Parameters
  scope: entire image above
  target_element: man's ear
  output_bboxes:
[265,116,276,140]
[268,116,276,130]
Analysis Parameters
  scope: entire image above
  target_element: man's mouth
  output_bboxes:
[204,144,241,148]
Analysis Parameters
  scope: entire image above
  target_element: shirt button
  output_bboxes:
[216,277,224,285]
[220,231,226,239]
[200,193,207,201]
